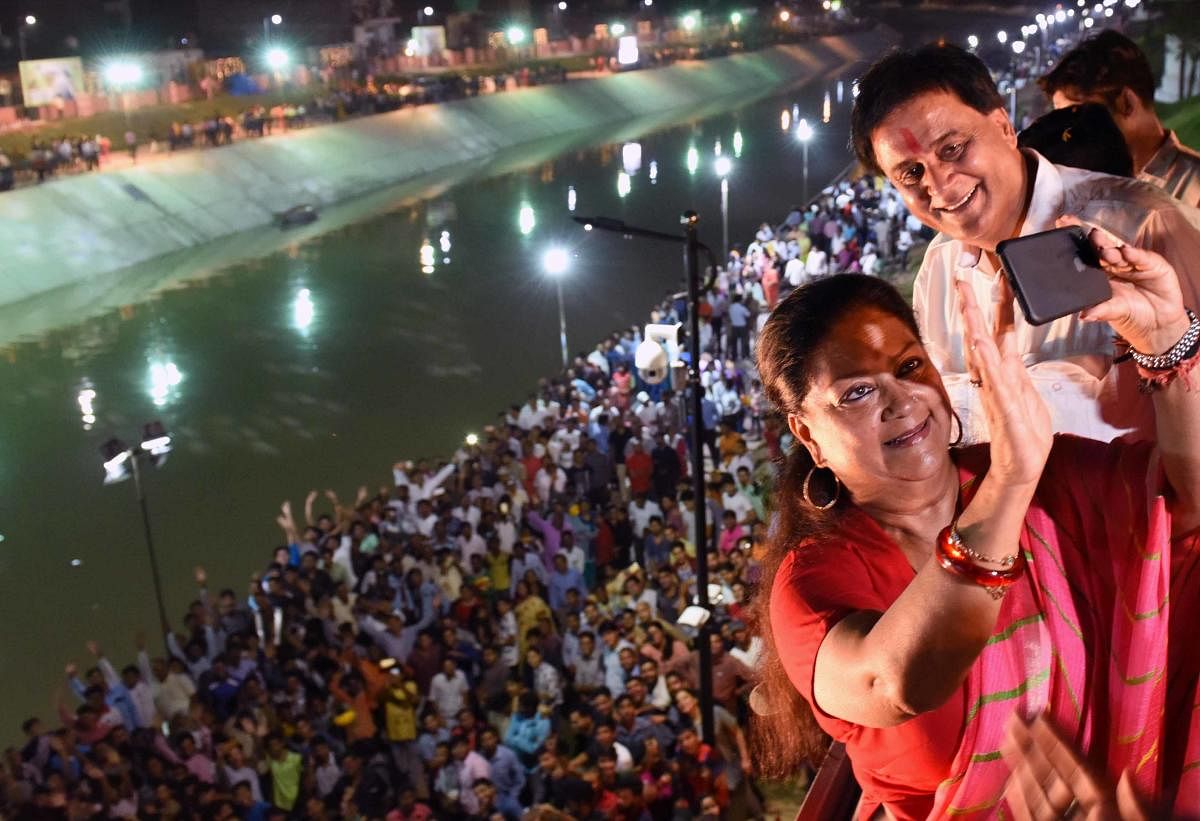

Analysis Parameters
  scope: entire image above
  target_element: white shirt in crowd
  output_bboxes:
[429,668,470,725]
[805,248,828,278]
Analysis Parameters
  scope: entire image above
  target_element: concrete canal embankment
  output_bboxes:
[0,29,891,308]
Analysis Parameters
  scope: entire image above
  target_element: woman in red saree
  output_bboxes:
[751,234,1200,818]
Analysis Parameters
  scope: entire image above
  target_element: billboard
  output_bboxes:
[19,57,85,107]
[410,25,447,57]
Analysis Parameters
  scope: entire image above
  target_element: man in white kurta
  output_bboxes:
[914,149,1200,443]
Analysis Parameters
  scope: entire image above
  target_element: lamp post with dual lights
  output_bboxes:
[714,155,732,259]
[101,422,174,639]
[543,247,571,368]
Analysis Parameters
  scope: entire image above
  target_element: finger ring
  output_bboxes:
[969,378,983,388]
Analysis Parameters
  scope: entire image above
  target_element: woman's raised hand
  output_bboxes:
[1062,220,1190,355]
[1001,712,1149,820]
[957,279,1052,487]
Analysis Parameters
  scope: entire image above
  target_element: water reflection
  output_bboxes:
[781,109,791,131]
[77,384,97,430]
[292,288,315,334]
[518,203,536,235]
[686,145,699,175]
[147,360,183,407]
[419,238,436,274]
[733,130,743,158]
[567,185,577,212]
[622,142,642,175]
[439,230,452,264]
[649,161,658,184]
[617,171,631,198]
[823,91,832,123]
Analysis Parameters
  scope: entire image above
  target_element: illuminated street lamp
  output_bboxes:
[682,13,698,32]
[1011,40,1026,54]
[263,13,282,44]
[100,422,174,639]
[714,155,733,259]
[104,59,144,127]
[730,11,742,25]
[779,10,791,22]
[507,26,526,45]
[611,22,626,36]
[18,14,36,62]
[104,60,144,87]
[265,47,289,71]
[996,29,1007,44]
[796,117,814,202]
[542,247,571,367]
[967,33,979,49]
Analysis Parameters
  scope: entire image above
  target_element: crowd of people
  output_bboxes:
[0,64,572,193]
[0,132,923,817]
[7,19,1200,821]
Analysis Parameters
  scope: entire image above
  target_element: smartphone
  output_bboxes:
[996,227,1111,326]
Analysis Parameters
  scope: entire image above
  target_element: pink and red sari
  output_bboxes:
[772,435,1200,818]
[932,436,1200,817]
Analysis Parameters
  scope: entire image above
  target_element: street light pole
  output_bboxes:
[572,212,719,746]
[555,276,568,369]
[796,118,814,203]
[802,141,809,203]
[18,15,35,63]
[130,453,171,636]
[683,211,716,749]
[263,13,281,45]
[719,178,729,260]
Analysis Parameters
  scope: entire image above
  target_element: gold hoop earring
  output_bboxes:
[950,411,964,448]
[802,465,841,511]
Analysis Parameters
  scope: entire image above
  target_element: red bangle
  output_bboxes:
[935,525,1025,596]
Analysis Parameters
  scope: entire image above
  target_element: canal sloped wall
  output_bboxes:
[0,30,890,308]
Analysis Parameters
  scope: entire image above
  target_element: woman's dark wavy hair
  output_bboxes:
[851,44,1006,176]
[750,275,920,776]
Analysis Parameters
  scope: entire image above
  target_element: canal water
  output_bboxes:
[0,70,860,731]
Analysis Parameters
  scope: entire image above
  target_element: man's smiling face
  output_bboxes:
[871,89,1027,251]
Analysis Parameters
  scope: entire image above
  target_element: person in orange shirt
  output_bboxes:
[329,670,378,743]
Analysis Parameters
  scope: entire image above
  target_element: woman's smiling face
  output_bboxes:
[790,305,953,500]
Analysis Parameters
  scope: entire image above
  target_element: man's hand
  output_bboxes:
[194,565,207,587]
[85,641,101,658]
[64,662,78,678]
[306,489,318,506]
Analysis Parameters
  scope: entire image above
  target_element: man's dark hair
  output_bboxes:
[1018,103,1133,177]
[851,44,1004,175]
[1038,30,1156,108]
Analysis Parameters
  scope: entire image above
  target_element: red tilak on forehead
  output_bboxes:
[899,127,922,155]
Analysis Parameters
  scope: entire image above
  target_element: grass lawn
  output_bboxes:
[0,89,316,161]
[1159,95,1200,149]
